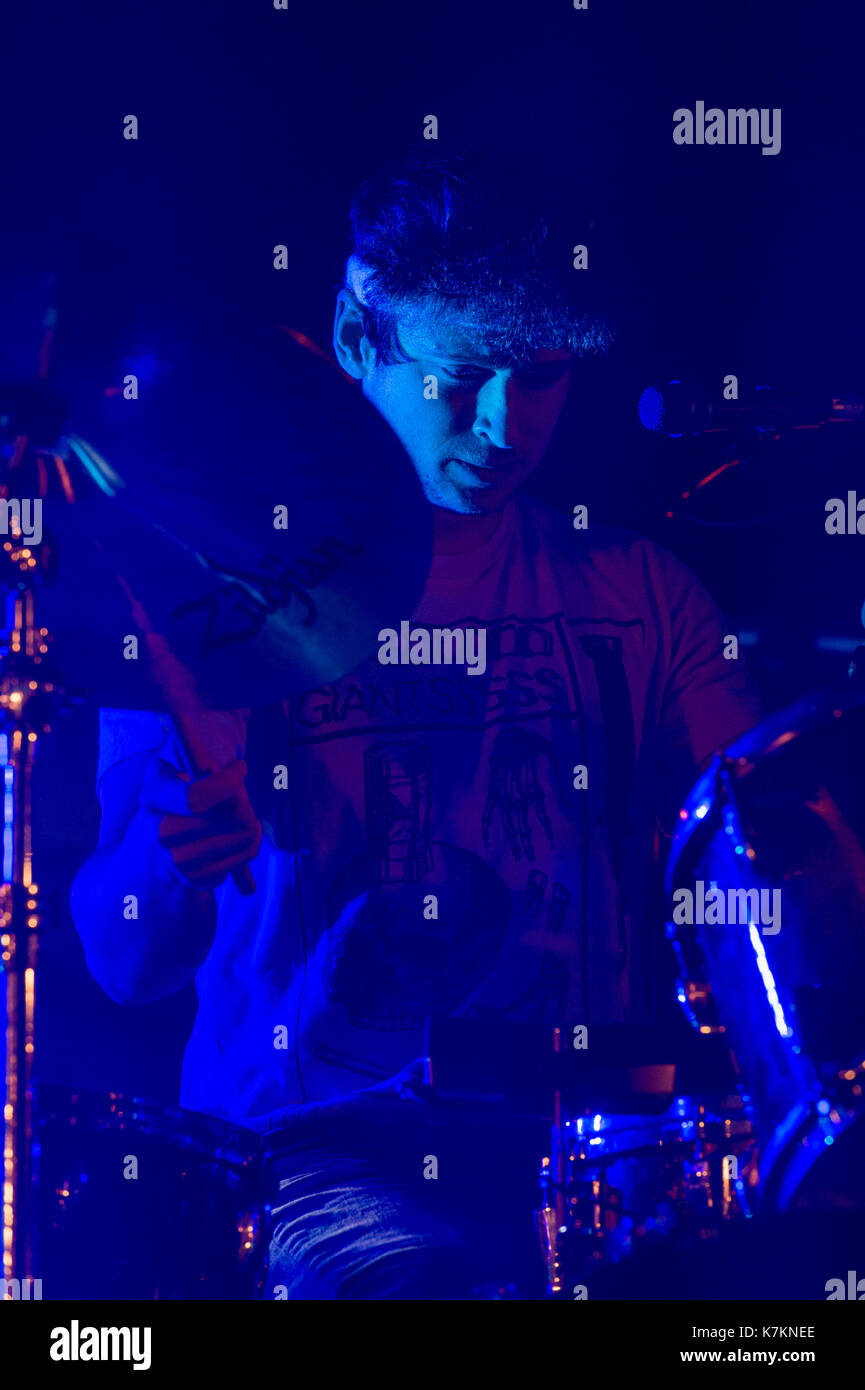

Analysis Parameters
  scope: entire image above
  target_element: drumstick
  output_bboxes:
[115,571,257,895]
[168,701,257,898]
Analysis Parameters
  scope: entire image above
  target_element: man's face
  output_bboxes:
[361,317,574,515]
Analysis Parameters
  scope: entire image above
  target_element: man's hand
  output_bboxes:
[248,1058,433,1143]
[367,1055,432,1104]
[140,755,262,894]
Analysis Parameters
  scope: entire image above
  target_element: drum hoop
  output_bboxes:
[760,1095,863,1212]
[37,1084,263,1168]
[666,681,865,889]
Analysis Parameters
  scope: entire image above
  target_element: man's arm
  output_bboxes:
[651,542,764,831]
[70,710,260,1005]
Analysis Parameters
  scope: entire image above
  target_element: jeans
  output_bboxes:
[262,1091,546,1300]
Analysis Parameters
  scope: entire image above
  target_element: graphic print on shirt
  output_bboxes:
[289,614,585,739]
[286,612,642,1049]
[323,741,511,1030]
[481,726,558,862]
[171,507,763,1118]
[572,629,638,983]
[575,632,637,882]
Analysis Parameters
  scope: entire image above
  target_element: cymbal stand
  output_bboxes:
[1,524,57,1291]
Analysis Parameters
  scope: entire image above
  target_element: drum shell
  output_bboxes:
[36,1087,267,1300]
[551,1099,753,1280]
[668,688,865,1209]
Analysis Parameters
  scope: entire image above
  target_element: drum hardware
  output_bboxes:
[37,1087,269,1299]
[535,1023,757,1296]
[537,1094,757,1297]
[1,514,67,1287]
[31,325,432,710]
[758,1053,865,1212]
[666,682,865,1219]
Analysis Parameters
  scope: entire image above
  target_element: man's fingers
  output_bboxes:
[395,1056,433,1099]
[157,811,257,846]
[158,813,222,845]
[168,830,260,867]
[173,845,266,887]
[143,754,261,891]
[186,759,250,814]
[141,757,251,818]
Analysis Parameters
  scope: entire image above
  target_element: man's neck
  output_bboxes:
[431,505,504,556]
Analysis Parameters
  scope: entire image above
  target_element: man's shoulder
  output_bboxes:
[514,492,695,590]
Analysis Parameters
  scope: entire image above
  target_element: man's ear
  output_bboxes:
[333,288,377,379]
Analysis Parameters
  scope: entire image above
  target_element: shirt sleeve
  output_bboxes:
[96,707,252,795]
[96,708,180,794]
[649,543,764,829]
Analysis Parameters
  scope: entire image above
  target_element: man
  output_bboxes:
[71,153,762,1299]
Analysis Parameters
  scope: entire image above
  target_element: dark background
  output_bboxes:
[1,0,863,1103]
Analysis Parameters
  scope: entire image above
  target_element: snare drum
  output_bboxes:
[667,683,865,1213]
[538,1094,754,1295]
[37,1086,268,1299]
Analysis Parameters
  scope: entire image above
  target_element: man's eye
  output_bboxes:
[436,365,568,390]
[520,368,569,390]
[440,368,487,388]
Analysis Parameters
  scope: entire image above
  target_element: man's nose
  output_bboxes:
[472,374,517,450]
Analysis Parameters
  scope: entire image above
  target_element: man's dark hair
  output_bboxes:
[345,152,613,367]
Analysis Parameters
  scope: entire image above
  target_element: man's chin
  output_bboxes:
[432,463,521,513]
[467,491,512,515]
[436,488,511,517]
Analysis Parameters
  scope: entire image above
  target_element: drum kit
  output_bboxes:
[2,315,863,1299]
[537,681,865,1298]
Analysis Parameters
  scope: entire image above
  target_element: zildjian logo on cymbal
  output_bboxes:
[171,537,363,656]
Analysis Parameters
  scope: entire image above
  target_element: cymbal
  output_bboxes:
[15,328,432,710]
